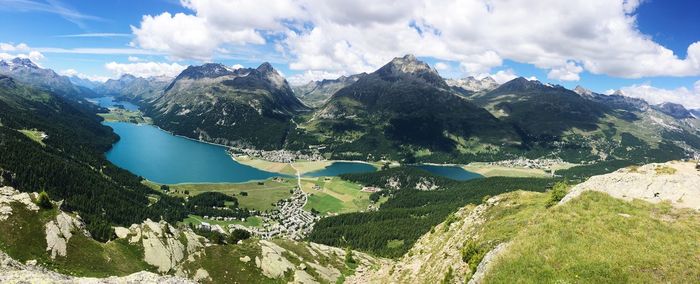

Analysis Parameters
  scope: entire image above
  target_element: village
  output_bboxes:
[198,186,320,240]
[487,158,567,170]
[228,147,325,163]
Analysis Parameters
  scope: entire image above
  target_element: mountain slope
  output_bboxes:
[292,73,365,107]
[96,74,171,101]
[0,75,187,240]
[0,58,95,98]
[145,63,309,149]
[349,161,700,283]
[310,55,521,160]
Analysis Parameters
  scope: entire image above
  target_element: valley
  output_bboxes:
[1,52,700,283]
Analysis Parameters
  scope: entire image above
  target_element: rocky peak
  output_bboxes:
[177,63,235,80]
[447,76,499,92]
[256,62,274,73]
[10,58,38,69]
[653,102,693,119]
[495,77,543,92]
[384,54,434,74]
[375,54,447,88]
[573,85,593,96]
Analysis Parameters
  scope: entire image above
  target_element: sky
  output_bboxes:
[0,0,699,108]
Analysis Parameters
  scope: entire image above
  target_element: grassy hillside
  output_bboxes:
[308,167,555,257]
[484,191,700,282]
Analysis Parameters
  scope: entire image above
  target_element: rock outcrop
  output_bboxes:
[560,161,700,210]
[0,251,193,283]
[45,212,90,259]
[122,219,205,273]
[0,186,38,221]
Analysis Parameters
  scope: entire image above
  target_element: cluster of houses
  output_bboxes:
[489,158,565,170]
[229,147,325,163]
[245,188,319,240]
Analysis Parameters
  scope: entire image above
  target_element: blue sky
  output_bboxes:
[0,0,699,107]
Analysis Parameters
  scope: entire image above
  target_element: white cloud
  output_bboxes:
[231,64,244,70]
[127,56,142,62]
[104,61,186,78]
[130,0,700,82]
[59,69,109,82]
[434,62,450,71]
[0,42,44,63]
[547,61,584,81]
[619,81,700,109]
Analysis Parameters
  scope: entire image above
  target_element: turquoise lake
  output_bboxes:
[104,122,282,184]
[99,97,480,183]
[416,165,483,181]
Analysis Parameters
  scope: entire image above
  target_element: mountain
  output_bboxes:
[0,58,95,98]
[292,73,365,107]
[652,102,693,119]
[145,62,309,149]
[96,74,171,101]
[691,109,700,119]
[67,75,101,89]
[470,77,611,140]
[310,55,520,159]
[574,87,649,112]
[446,76,499,93]
[0,75,188,241]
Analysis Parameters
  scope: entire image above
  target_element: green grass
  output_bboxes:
[154,178,296,211]
[18,129,46,146]
[0,204,154,277]
[387,239,404,249]
[182,240,282,284]
[483,191,700,283]
[182,215,262,228]
[301,177,371,215]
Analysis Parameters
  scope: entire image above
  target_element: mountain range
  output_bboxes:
[0,58,95,98]
[3,56,700,164]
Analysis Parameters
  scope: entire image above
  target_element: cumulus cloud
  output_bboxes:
[619,81,700,109]
[104,61,186,78]
[129,0,700,81]
[434,62,450,71]
[0,42,44,63]
[547,61,584,81]
[231,64,244,70]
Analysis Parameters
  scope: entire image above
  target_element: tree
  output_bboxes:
[228,229,251,244]
[545,181,569,208]
[36,191,53,209]
[344,247,356,265]
[239,191,248,196]
[160,185,170,192]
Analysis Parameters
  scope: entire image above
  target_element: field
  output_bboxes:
[98,108,152,124]
[461,162,576,178]
[18,129,46,146]
[234,156,335,175]
[299,177,373,215]
[181,215,262,228]
[145,178,296,211]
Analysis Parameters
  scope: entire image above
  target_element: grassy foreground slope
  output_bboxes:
[484,191,700,283]
[349,162,700,283]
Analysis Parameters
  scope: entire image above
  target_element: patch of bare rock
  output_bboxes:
[560,161,700,209]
